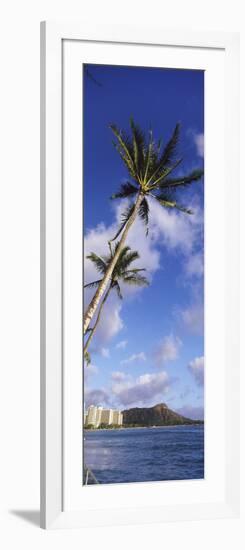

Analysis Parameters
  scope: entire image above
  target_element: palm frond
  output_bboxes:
[145,125,181,187]
[116,245,132,262]
[118,250,140,272]
[110,124,136,179]
[84,350,91,365]
[123,268,146,275]
[84,278,103,289]
[109,203,135,243]
[86,253,107,274]
[112,242,131,258]
[157,123,180,167]
[111,182,138,200]
[108,119,202,241]
[86,240,149,301]
[123,274,149,286]
[112,280,123,300]
[158,169,204,190]
[143,130,154,183]
[112,246,133,276]
[155,194,193,214]
[130,117,145,176]
[174,204,193,214]
[148,158,183,188]
[112,142,136,179]
[156,138,162,153]
[84,66,102,87]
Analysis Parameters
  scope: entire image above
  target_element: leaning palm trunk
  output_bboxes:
[84,118,204,333]
[83,191,144,333]
[84,286,111,354]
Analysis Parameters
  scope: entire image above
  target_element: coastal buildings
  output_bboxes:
[84,405,123,428]
[86,405,97,426]
[112,409,123,425]
[96,406,103,427]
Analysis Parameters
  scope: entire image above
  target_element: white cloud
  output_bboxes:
[187,129,204,159]
[188,356,204,387]
[100,347,110,358]
[193,133,204,158]
[84,202,161,286]
[88,295,124,344]
[175,280,204,335]
[111,371,127,381]
[112,371,171,408]
[110,202,160,277]
[184,251,204,278]
[181,302,204,334]
[148,197,202,255]
[154,334,182,366]
[84,193,204,345]
[115,340,128,350]
[120,352,146,365]
[85,370,172,409]
[85,388,109,408]
[83,363,98,382]
[84,205,160,344]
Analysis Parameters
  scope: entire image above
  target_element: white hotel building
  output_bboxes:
[84,405,123,428]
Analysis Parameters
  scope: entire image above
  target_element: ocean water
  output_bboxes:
[84,425,204,484]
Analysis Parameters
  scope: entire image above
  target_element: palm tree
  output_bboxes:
[83,119,203,333]
[84,244,149,354]
[84,350,91,366]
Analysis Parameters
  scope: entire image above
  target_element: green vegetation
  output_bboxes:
[84,245,149,353]
[84,423,123,430]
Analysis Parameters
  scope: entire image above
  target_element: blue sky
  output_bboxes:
[83,64,204,420]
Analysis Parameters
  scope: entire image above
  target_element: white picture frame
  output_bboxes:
[40,22,240,529]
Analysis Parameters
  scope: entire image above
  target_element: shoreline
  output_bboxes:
[84,423,204,432]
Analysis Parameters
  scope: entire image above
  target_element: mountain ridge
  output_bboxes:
[122,402,203,426]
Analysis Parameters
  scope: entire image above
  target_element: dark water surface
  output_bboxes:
[84,425,204,484]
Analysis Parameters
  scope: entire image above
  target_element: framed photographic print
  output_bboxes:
[40,22,240,529]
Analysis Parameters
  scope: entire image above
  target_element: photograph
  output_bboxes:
[83,63,204,485]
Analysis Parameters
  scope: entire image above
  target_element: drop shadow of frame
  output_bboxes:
[10,510,40,527]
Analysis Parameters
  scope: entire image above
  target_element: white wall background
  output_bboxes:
[0,0,244,548]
